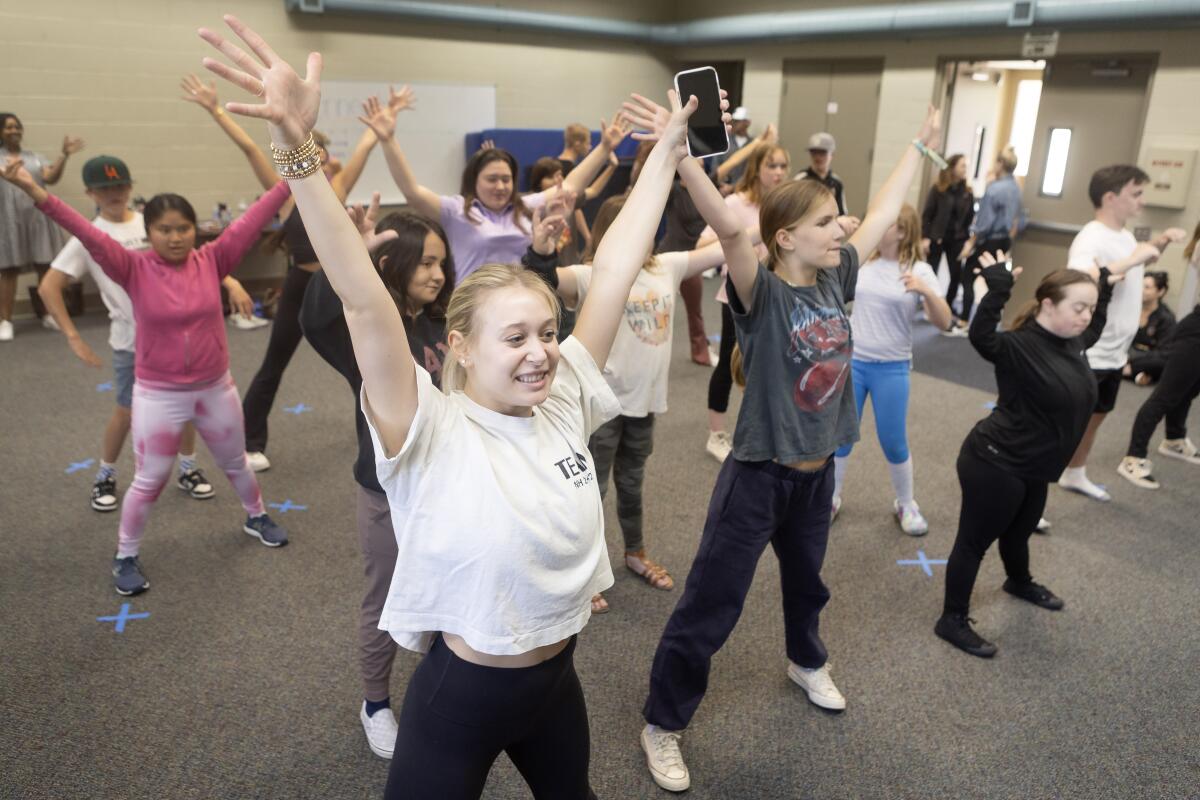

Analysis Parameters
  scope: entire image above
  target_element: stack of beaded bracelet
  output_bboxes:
[271,132,323,180]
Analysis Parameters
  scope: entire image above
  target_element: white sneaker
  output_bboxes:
[245,451,271,472]
[360,702,398,759]
[42,315,61,331]
[705,431,732,463]
[894,500,929,536]
[229,313,270,330]
[787,662,846,711]
[1158,438,1200,465]
[708,346,720,367]
[702,267,717,279]
[1035,517,1051,533]
[940,324,969,338]
[0,320,13,341]
[641,725,690,792]
[830,495,842,523]
[1117,457,1160,490]
[1058,470,1111,502]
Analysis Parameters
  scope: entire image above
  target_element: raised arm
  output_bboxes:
[582,153,618,202]
[206,179,292,277]
[42,137,85,186]
[182,74,279,190]
[2,160,137,286]
[201,15,416,455]
[1081,267,1114,351]
[715,123,776,181]
[358,88,441,220]
[968,252,1020,363]
[570,91,699,367]
[331,87,410,202]
[849,106,941,259]
[555,115,630,201]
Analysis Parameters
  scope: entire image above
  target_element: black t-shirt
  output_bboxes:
[299,269,447,492]
[795,168,848,216]
[966,265,1114,482]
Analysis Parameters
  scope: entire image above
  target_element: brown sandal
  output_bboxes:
[590,593,610,614]
[625,551,675,591]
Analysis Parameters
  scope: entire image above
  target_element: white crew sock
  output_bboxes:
[833,455,849,499]
[888,457,915,508]
[1059,465,1086,484]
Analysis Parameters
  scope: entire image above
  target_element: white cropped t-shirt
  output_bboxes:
[362,335,621,655]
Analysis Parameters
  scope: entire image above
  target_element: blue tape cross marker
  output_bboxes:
[268,499,308,514]
[65,458,95,475]
[984,401,997,410]
[96,603,150,633]
[896,549,948,577]
[283,403,311,415]
[96,381,113,392]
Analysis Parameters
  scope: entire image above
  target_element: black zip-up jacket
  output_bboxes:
[966,265,1114,483]
[921,182,974,242]
[298,246,559,492]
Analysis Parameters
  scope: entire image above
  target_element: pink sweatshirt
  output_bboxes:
[37,181,291,385]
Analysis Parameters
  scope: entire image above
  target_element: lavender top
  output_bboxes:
[439,192,548,279]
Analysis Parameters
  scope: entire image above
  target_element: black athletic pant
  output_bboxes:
[644,458,833,732]
[928,235,968,280]
[956,236,1011,323]
[943,442,1045,616]
[385,635,595,800]
[242,265,314,453]
[707,302,736,413]
[1127,309,1200,459]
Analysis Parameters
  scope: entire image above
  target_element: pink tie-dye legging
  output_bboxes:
[117,373,265,556]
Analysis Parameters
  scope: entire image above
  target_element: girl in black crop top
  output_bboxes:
[182,73,404,471]
[937,254,1115,659]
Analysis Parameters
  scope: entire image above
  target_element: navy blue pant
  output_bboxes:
[644,457,834,732]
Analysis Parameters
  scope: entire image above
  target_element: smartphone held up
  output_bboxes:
[674,67,730,159]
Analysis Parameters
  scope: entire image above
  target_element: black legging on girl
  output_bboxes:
[385,635,596,800]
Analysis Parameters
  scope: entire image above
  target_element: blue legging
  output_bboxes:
[835,359,910,464]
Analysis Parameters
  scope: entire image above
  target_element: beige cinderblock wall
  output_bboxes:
[0,0,674,313]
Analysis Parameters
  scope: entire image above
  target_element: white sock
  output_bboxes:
[178,452,197,474]
[1059,466,1086,484]
[833,455,849,499]
[888,457,915,508]
[115,544,139,559]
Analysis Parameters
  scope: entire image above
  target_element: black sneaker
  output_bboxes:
[1003,578,1064,610]
[112,555,149,596]
[177,468,215,500]
[91,476,119,512]
[935,613,997,658]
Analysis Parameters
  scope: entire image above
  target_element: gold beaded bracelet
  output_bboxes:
[271,132,323,180]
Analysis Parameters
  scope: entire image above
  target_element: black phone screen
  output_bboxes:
[675,68,729,159]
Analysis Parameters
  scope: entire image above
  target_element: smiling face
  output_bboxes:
[2,116,23,151]
[147,209,196,264]
[86,184,133,223]
[475,160,515,212]
[405,231,448,312]
[777,196,845,270]
[758,148,790,193]
[1039,282,1099,338]
[451,286,560,416]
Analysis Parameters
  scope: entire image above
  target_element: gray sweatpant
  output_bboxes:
[588,413,656,553]
[357,486,399,701]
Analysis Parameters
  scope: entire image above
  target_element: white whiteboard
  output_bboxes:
[318,80,496,206]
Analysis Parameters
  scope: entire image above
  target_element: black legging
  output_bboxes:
[943,442,1045,616]
[954,236,1011,323]
[1127,309,1200,459]
[242,265,314,453]
[385,635,595,800]
[707,302,736,413]
[927,236,968,279]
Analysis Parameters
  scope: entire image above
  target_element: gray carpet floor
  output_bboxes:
[1,276,1197,800]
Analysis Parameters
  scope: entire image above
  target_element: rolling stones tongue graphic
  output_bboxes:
[787,306,851,413]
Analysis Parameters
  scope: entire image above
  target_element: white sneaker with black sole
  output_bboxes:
[91,476,119,512]
[1117,457,1159,489]
[360,702,398,759]
[787,662,846,711]
[1158,437,1200,465]
[641,725,689,792]
[245,451,271,472]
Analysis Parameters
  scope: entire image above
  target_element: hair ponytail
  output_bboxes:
[1007,269,1098,331]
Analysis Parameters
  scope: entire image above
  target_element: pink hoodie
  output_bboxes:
[37,181,291,385]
